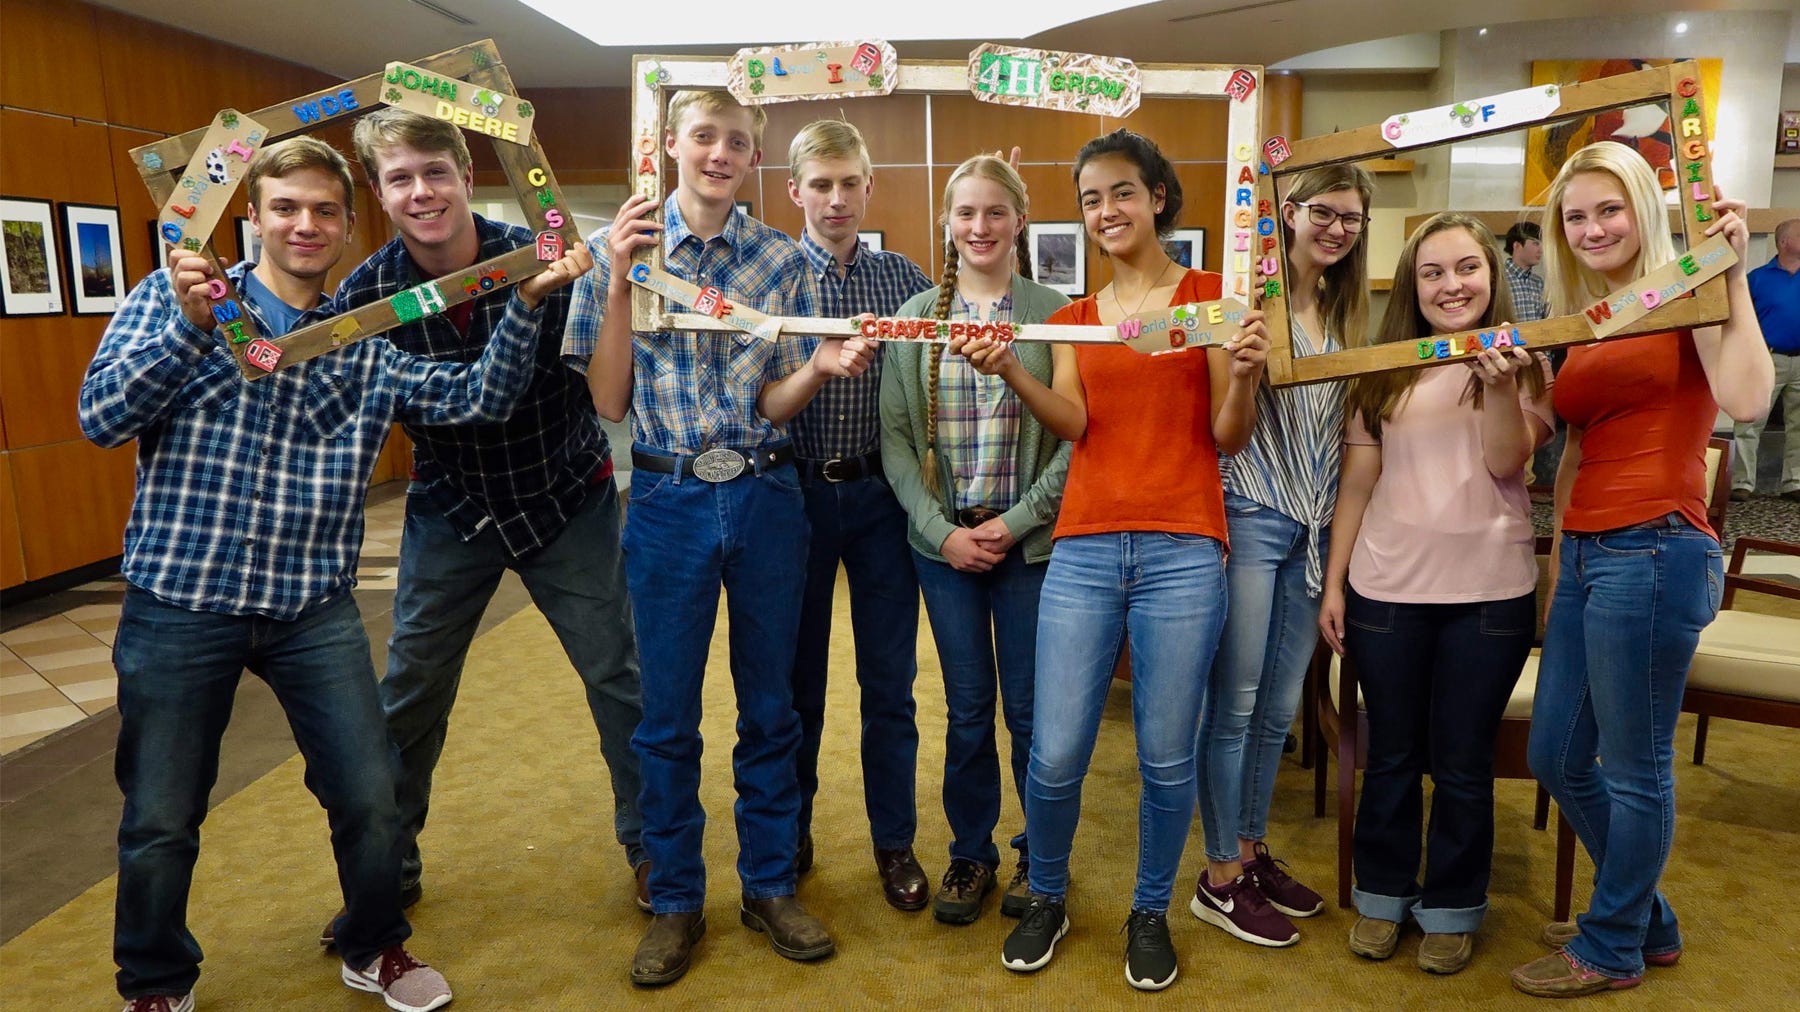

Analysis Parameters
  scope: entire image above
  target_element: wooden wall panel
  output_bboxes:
[0,453,26,588]
[759,94,931,169]
[0,0,106,121]
[9,439,135,579]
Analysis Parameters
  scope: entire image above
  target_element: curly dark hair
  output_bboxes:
[1071,129,1183,238]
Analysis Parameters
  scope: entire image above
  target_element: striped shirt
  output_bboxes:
[337,216,609,559]
[563,197,819,453]
[937,292,1021,511]
[790,231,933,459]
[1221,318,1346,594]
[78,263,542,620]
[1504,259,1547,323]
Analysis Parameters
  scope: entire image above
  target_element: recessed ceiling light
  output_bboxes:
[1675,21,1688,33]
[1478,27,1488,36]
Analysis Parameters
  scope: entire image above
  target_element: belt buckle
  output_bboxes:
[692,447,747,483]
[820,457,853,483]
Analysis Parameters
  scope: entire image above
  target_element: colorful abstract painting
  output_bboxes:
[1522,58,1722,204]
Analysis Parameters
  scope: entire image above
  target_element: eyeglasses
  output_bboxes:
[1293,201,1369,233]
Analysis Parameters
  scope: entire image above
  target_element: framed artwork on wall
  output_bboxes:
[60,202,125,316]
[1166,227,1206,271]
[734,199,754,219]
[0,196,64,316]
[1028,221,1084,296]
[857,230,883,253]
[235,216,262,265]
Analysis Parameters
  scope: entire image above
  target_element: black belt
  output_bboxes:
[796,451,882,484]
[957,506,1002,528]
[631,444,794,483]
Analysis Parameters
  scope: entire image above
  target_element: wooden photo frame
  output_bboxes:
[1258,61,1730,388]
[1028,221,1085,296]
[628,53,1264,351]
[127,39,579,380]
[1166,227,1206,271]
[59,202,125,316]
[0,196,63,316]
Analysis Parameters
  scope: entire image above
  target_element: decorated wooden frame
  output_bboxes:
[127,40,579,380]
[628,51,1265,352]
[1258,61,1732,388]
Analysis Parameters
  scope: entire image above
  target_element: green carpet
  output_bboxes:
[4,577,1797,1009]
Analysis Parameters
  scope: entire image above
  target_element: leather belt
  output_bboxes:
[957,506,1002,528]
[797,451,881,484]
[630,444,795,483]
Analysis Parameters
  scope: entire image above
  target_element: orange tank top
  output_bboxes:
[1050,270,1229,543]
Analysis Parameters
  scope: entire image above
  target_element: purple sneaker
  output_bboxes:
[1189,869,1298,947]
[1243,842,1324,918]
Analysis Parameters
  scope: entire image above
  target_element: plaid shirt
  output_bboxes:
[937,292,1021,511]
[337,216,608,559]
[1504,259,1547,323]
[789,232,932,459]
[564,197,819,453]
[78,262,542,620]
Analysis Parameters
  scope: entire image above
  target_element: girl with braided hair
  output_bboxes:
[879,153,1070,926]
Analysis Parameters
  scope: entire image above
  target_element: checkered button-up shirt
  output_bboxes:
[337,216,609,558]
[789,231,932,460]
[1505,259,1547,323]
[937,292,1022,512]
[564,197,820,454]
[78,262,543,620]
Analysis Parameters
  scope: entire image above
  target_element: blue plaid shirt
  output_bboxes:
[1504,259,1547,323]
[564,197,819,453]
[79,262,544,620]
[338,216,609,558]
[790,232,932,459]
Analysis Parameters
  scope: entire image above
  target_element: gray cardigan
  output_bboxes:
[878,274,1071,564]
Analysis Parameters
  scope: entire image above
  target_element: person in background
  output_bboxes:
[1729,217,1800,501]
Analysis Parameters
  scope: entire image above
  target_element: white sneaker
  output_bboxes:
[342,945,452,1012]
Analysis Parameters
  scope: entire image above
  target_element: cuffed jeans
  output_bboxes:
[382,478,646,890]
[1198,494,1324,861]
[1529,519,1723,978]
[1345,587,1534,933]
[911,548,1044,869]
[113,587,408,999]
[623,445,810,912]
[792,473,920,849]
[1025,532,1227,912]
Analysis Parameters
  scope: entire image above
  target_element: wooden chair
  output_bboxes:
[1685,537,1800,763]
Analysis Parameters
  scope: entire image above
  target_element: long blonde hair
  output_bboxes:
[1346,213,1543,441]
[1282,164,1374,347]
[1538,141,1678,317]
[921,155,1032,496]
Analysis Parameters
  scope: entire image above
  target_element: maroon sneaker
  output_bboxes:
[1189,869,1298,947]
[1243,842,1324,918]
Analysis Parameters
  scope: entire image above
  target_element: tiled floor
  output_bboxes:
[0,494,409,757]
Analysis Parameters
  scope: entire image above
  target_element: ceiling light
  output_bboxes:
[1674,21,1688,33]
[1478,27,1488,36]
[512,0,1160,46]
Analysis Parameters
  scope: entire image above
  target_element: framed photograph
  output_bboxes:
[734,199,754,219]
[235,216,262,265]
[1165,228,1207,271]
[857,230,884,253]
[59,202,125,316]
[1028,221,1084,296]
[0,196,64,316]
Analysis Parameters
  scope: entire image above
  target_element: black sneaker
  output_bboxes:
[999,853,1031,917]
[1001,894,1069,973]
[1124,908,1178,991]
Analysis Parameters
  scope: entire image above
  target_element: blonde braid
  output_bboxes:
[921,240,960,498]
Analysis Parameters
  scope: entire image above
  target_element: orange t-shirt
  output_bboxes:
[1553,328,1717,537]
[1050,269,1229,544]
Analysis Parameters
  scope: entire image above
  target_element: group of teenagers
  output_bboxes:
[80,81,1771,1012]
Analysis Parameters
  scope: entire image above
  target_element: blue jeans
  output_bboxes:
[1026,533,1227,912]
[792,473,920,848]
[623,445,810,912]
[382,479,645,888]
[1530,519,1723,978]
[912,548,1045,868]
[1198,494,1324,861]
[1345,589,1534,933]
[113,587,408,998]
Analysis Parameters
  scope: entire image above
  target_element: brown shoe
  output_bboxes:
[631,911,706,986]
[931,858,996,924]
[740,894,835,961]
[318,882,421,949]
[1348,915,1401,960]
[999,853,1031,917]
[874,847,929,911]
[1418,932,1473,974]
[795,831,814,876]
[1541,921,1681,966]
[1511,950,1640,997]
[635,861,652,913]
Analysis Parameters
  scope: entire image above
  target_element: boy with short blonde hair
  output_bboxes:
[565,90,874,986]
[780,118,935,916]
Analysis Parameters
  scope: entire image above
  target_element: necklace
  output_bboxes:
[1111,260,1178,318]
